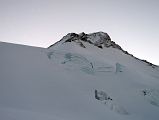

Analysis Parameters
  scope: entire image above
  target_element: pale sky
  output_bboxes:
[0,0,159,65]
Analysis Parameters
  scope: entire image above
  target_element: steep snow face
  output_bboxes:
[0,32,159,120]
[48,32,157,70]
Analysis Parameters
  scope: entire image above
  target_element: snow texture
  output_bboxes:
[0,32,159,120]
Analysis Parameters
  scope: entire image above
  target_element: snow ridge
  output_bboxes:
[49,32,158,68]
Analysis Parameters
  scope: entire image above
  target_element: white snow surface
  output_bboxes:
[0,36,159,120]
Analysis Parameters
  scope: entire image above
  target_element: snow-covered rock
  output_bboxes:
[49,32,122,50]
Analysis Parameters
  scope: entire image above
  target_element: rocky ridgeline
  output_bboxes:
[62,32,122,50]
[48,32,157,68]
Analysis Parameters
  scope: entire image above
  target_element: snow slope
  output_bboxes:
[0,32,159,120]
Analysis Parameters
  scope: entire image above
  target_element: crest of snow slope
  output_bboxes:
[0,32,159,120]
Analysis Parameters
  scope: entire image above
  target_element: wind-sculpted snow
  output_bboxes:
[47,50,116,75]
[47,50,94,74]
[94,64,114,73]
[95,90,128,115]
[141,89,159,107]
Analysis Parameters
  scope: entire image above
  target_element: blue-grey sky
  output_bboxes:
[0,0,159,65]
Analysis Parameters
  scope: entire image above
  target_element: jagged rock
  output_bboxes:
[95,89,112,101]
[62,32,123,50]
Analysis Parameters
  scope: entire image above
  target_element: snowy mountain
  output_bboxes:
[0,32,159,120]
